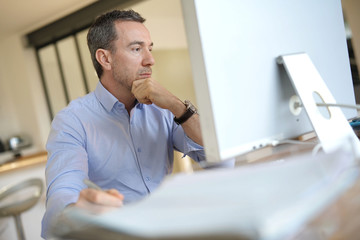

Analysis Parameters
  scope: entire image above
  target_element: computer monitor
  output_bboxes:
[181,0,357,162]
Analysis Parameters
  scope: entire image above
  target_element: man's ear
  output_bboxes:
[95,49,112,71]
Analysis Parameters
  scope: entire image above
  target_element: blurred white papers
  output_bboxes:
[59,149,359,240]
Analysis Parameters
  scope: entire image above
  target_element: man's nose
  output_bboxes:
[143,50,155,66]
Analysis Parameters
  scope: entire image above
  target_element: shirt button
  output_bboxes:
[145,177,150,181]
[137,148,141,153]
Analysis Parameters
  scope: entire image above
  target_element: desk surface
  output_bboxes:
[236,139,360,239]
[237,140,360,240]
[293,174,360,239]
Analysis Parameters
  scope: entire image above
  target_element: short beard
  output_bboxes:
[112,62,132,91]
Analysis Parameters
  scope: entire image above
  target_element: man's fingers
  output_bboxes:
[79,188,123,207]
[132,78,153,104]
[132,78,172,107]
[106,188,124,200]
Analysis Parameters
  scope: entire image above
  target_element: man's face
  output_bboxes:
[110,21,155,90]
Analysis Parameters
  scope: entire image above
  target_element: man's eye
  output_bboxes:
[135,47,140,52]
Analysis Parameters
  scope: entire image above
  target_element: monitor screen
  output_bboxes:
[181,0,357,162]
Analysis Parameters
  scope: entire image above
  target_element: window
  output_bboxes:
[27,0,138,119]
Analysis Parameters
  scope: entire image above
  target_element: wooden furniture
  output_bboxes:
[0,151,47,174]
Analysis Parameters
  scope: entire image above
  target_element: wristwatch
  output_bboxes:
[174,100,198,125]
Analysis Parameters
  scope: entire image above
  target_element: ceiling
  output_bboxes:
[0,0,96,41]
[0,0,188,49]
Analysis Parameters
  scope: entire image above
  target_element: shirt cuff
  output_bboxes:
[182,135,206,162]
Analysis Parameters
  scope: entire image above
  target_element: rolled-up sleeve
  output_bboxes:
[172,123,206,163]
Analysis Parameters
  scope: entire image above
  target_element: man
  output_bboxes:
[41,9,205,238]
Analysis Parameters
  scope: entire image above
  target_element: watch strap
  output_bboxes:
[174,100,197,125]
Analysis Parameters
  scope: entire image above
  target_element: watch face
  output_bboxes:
[185,100,197,114]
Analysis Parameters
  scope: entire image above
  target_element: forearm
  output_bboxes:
[170,98,203,146]
[42,184,80,238]
[179,113,203,146]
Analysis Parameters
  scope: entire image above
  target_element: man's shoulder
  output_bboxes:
[54,92,99,120]
[70,92,97,107]
[64,92,99,110]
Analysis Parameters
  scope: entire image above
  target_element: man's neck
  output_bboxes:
[100,77,136,114]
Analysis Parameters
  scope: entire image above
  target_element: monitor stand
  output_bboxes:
[277,53,360,159]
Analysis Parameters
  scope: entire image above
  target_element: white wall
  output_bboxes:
[0,38,20,139]
[152,49,197,105]
[0,34,50,152]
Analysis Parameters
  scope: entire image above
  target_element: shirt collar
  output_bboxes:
[94,81,144,112]
[94,81,121,112]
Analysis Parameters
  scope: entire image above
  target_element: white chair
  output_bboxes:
[0,178,43,240]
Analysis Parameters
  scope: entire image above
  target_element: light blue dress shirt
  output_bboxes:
[41,82,205,238]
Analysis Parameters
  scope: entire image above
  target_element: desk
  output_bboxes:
[237,140,360,239]
[55,144,360,240]
[293,175,360,239]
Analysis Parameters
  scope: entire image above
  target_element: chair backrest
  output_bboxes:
[0,178,44,217]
